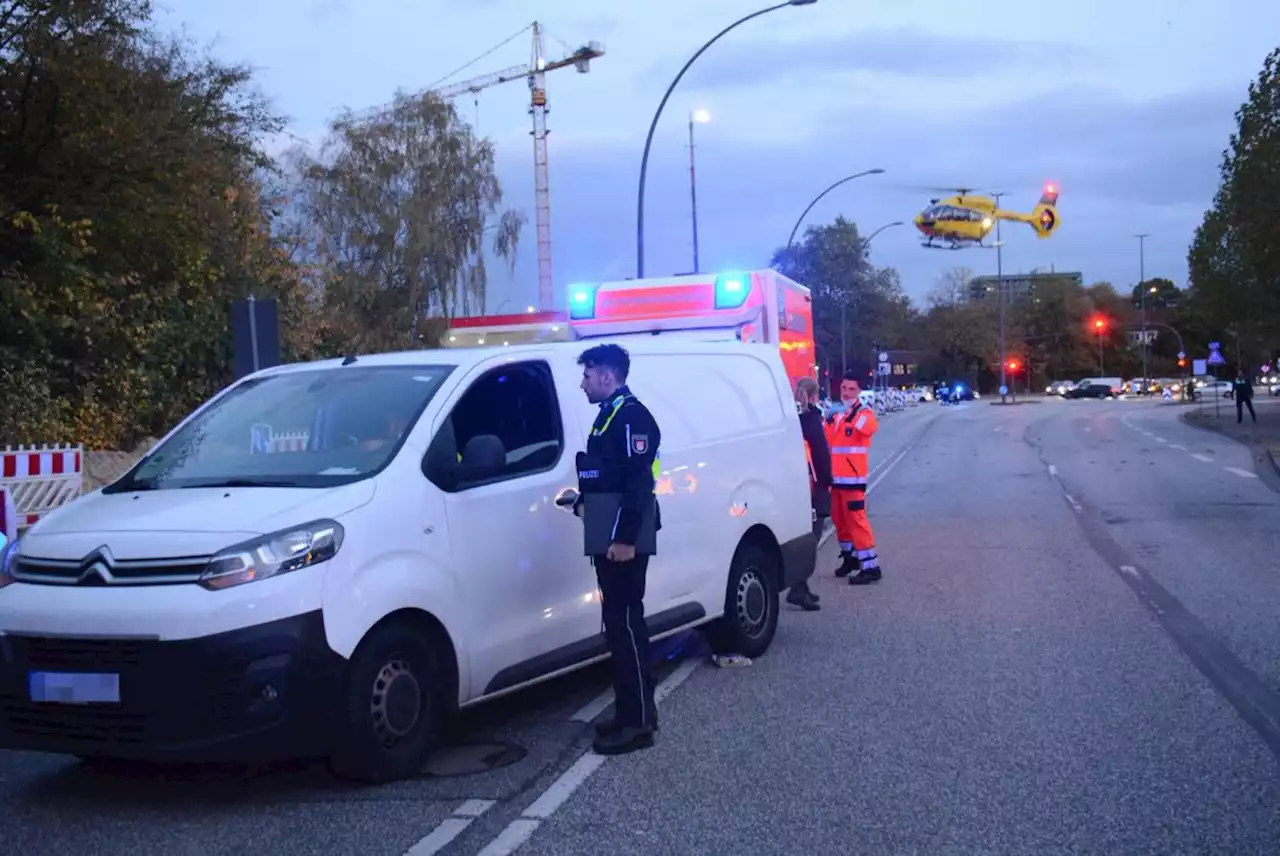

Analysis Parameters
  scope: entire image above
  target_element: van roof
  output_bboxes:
[249,337,780,379]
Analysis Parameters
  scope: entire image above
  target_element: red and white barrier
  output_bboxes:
[0,444,85,532]
[269,431,309,452]
[1,485,16,543]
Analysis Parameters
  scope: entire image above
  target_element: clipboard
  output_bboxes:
[582,492,658,556]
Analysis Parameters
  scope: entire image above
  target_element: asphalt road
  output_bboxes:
[4,398,1279,855]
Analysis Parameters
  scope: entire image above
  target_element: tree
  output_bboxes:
[1131,277,1181,309]
[918,266,999,383]
[770,216,909,379]
[287,93,525,354]
[0,0,303,447]
[1185,47,1280,367]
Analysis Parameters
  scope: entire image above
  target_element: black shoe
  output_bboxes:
[595,714,658,738]
[786,590,821,611]
[834,553,859,578]
[592,725,655,756]
[848,567,882,586]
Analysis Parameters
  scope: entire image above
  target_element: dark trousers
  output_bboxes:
[789,516,826,596]
[594,555,655,728]
[1237,397,1256,422]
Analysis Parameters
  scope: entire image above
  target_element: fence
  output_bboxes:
[0,444,85,533]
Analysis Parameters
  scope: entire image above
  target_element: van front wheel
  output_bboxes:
[329,620,442,784]
[708,542,779,658]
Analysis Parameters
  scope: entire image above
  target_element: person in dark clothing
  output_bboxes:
[1233,369,1256,423]
[573,343,661,756]
[787,376,832,611]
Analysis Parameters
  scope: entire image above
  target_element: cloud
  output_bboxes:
[485,84,1241,305]
[649,27,1103,90]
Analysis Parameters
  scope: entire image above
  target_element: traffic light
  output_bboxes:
[1007,359,1021,372]
[1091,315,1108,333]
[1178,358,1187,368]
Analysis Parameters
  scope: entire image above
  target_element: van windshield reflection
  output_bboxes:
[106,365,454,493]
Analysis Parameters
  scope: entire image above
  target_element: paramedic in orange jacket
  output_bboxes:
[825,371,882,585]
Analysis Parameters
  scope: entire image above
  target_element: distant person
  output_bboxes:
[787,377,831,612]
[1233,369,1256,423]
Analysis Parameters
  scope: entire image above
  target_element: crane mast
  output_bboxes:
[431,23,603,311]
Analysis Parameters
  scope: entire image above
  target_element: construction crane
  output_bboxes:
[432,23,604,311]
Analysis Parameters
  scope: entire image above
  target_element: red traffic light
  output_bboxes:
[1178,358,1187,367]
[1092,316,1107,332]
[1007,359,1021,371]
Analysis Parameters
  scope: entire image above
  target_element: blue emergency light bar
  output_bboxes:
[714,271,751,310]
[568,283,599,320]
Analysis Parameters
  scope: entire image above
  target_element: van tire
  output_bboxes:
[329,620,443,784]
[708,542,779,658]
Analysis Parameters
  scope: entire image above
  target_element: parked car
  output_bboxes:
[1045,380,1075,396]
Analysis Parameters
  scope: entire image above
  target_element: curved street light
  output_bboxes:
[838,220,904,374]
[636,0,819,278]
[786,168,886,249]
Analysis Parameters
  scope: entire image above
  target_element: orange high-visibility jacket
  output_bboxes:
[826,404,879,489]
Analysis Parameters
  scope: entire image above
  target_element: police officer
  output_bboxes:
[573,343,661,756]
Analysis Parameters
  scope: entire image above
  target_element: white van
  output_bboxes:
[0,339,814,782]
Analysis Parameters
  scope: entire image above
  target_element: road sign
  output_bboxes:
[878,352,889,363]
[1177,351,1186,360]
[1263,364,1273,373]
[1193,358,1207,375]
[999,384,1008,396]
[1207,349,1225,366]
[1208,341,1221,351]
[876,362,891,376]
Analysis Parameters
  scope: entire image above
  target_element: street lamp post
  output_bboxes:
[1136,233,1149,391]
[688,108,711,273]
[839,221,904,375]
[636,0,819,279]
[785,168,886,249]
[991,192,1008,403]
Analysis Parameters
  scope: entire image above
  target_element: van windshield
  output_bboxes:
[106,364,454,492]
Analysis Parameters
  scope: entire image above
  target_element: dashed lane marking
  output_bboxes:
[405,800,497,856]
[1192,453,1215,463]
[1170,444,1188,451]
[1225,467,1259,479]
[475,658,702,855]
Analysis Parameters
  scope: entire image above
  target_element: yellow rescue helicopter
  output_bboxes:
[914,182,1060,249]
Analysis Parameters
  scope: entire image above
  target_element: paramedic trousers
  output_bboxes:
[594,555,656,729]
[832,486,881,572]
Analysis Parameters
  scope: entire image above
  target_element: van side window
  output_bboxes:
[423,360,564,491]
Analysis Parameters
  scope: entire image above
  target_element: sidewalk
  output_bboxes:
[1184,395,1280,483]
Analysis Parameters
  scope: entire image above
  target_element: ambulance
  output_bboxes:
[445,270,818,387]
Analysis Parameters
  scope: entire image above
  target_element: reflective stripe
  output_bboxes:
[589,393,661,487]
[830,445,868,454]
[832,476,868,486]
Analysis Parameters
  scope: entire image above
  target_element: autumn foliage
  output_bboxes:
[0,0,521,449]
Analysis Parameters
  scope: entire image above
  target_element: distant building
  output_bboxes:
[967,269,1084,302]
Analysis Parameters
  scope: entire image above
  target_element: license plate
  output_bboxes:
[29,671,120,704]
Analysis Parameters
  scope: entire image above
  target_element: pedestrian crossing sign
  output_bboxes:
[1207,349,1225,366]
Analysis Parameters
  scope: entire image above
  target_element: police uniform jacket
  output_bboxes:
[575,385,662,547]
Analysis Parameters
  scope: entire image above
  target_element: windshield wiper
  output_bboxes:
[180,479,300,489]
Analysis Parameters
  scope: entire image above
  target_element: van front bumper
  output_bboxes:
[0,611,346,763]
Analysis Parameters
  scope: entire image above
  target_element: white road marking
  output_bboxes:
[1225,467,1258,479]
[1119,565,1138,578]
[404,799,497,855]
[1192,453,1215,463]
[476,658,703,855]
[1170,444,1188,451]
[569,688,615,724]
[1048,464,1058,477]
[1153,436,1167,444]
[475,820,540,856]
[868,447,910,495]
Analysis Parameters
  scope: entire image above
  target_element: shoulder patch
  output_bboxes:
[631,433,649,455]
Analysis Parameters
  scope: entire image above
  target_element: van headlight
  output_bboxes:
[200,520,344,591]
[0,537,20,589]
